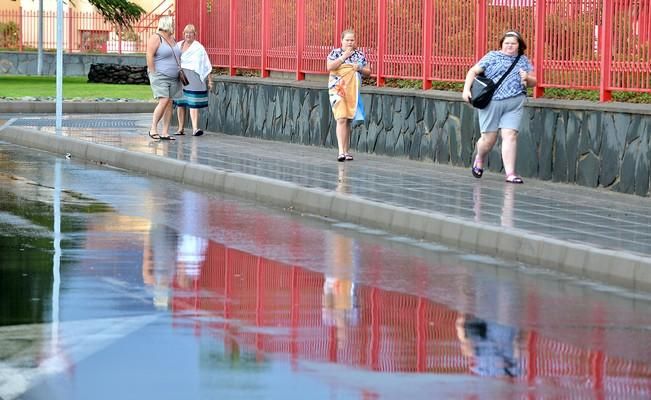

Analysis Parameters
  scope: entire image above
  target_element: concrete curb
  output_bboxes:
[0,101,156,114]
[1,125,649,292]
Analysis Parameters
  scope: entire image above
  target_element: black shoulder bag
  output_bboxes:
[470,54,521,109]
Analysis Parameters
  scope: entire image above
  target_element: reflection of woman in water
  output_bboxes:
[322,231,359,342]
[143,223,178,309]
[456,314,521,377]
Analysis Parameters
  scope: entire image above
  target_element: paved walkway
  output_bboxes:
[1,111,650,291]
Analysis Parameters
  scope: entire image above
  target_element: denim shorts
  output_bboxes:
[477,94,525,133]
[148,71,182,99]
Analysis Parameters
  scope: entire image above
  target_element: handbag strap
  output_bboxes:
[157,33,182,69]
[493,54,521,89]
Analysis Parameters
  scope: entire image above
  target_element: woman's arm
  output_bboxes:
[326,48,355,71]
[146,34,159,72]
[462,64,484,102]
[519,69,537,87]
[356,63,371,77]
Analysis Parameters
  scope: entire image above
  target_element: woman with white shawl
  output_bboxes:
[174,24,213,136]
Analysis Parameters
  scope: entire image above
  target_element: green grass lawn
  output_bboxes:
[0,75,154,100]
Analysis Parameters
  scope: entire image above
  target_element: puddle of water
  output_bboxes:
[1,143,651,400]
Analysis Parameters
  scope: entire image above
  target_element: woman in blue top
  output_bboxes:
[462,31,537,184]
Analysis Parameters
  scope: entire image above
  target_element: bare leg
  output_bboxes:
[190,108,200,133]
[176,106,186,134]
[474,131,498,167]
[150,97,171,135]
[160,98,174,137]
[500,129,518,176]
[336,118,351,155]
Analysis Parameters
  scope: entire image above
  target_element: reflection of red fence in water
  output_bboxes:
[171,240,651,397]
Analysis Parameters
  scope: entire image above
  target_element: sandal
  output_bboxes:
[193,129,204,137]
[174,130,185,136]
[471,157,483,178]
[337,154,346,162]
[344,153,354,161]
[158,135,176,141]
[505,174,524,184]
[148,131,161,140]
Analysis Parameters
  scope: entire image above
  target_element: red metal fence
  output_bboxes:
[2,1,650,101]
[0,7,171,54]
[177,0,651,101]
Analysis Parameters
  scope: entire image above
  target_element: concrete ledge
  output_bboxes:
[1,124,650,292]
[0,101,156,114]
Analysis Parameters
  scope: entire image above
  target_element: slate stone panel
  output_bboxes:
[517,107,538,177]
[552,111,568,183]
[619,139,638,194]
[600,114,627,188]
[565,112,582,182]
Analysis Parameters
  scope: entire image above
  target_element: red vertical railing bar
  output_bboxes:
[591,350,606,400]
[475,0,488,62]
[229,0,236,76]
[421,0,432,89]
[224,248,232,320]
[370,288,380,370]
[290,267,299,367]
[533,0,545,98]
[526,331,538,387]
[376,0,386,86]
[296,0,305,80]
[328,325,338,362]
[18,8,23,51]
[260,0,269,77]
[67,11,72,53]
[117,27,123,54]
[199,0,205,50]
[599,0,613,101]
[415,297,426,372]
[335,0,345,44]
[255,256,263,353]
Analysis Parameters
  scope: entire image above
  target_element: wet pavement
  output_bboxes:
[1,124,651,399]
[1,113,650,291]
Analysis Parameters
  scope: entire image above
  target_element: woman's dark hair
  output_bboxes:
[499,30,527,55]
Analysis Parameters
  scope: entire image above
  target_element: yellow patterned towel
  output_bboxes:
[328,64,365,121]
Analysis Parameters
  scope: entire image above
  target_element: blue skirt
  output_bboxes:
[173,69,209,109]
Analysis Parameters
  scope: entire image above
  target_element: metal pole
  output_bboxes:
[37,0,43,75]
[56,0,63,131]
[52,159,62,354]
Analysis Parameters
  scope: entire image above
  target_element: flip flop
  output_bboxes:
[174,130,185,136]
[148,131,161,140]
[337,154,346,162]
[344,153,354,161]
[505,174,524,184]
[159,135,176,141]
[471,157,483,178]
[193,129,204,137]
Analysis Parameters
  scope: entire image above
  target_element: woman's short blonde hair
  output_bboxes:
[341,29,355,40]
[157,16,174,32]
[183,24,196,34]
